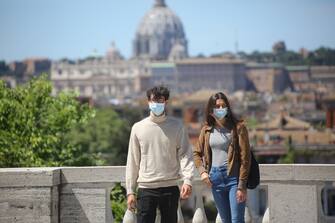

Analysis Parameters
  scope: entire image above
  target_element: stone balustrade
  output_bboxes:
[0,164,334,223]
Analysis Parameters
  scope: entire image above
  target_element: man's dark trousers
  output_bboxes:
[137,186,180,223]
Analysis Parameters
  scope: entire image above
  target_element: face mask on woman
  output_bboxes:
[149,102,165,116]
[213,107,228,120]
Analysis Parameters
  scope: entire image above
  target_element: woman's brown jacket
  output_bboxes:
[193,121,251,190]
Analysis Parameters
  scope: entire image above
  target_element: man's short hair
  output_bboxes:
[146,86,170,101]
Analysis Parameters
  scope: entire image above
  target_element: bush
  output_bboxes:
[0,75,100,167]
[111,183,127,223]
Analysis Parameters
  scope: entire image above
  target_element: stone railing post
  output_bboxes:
[60,166,124,223]
[192,184,208,223]
[177,200,185,223]
[123,209,136,223]
[261,164,335,223]
[0,168,60,223]
[262,207,269,223]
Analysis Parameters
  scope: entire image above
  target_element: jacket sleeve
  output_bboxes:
[177,125,194,186]
[237,124,251,190]
[125,126,140,195]
[193,127,207,175]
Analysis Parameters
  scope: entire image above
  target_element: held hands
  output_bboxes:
[200,172,212,187]
[236,189,247,203]
[180,184,192,199]
[127,194,136,212]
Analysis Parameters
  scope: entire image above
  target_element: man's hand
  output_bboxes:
[180,184,192,199]
[236,189,247,203]
[127,194,136,212]
[200,172,212,187]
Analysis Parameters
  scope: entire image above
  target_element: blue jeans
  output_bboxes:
[209,165,245,223]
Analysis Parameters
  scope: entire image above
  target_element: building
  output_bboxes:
[176,57,247,93]
[287,65,335,96]
[322,97,335,129]
[286,66,310,92]
[51,0,188,102]
[51,45,150,101]
[250,112,335,163]
[246,63,292,93]
[133,0,188,60]
[149,57,248,94]
[149,62,177,91]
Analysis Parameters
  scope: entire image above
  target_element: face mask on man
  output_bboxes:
[213,107,228,120]
[149,102,165,116]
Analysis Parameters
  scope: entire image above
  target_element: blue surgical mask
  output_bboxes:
[149,102,165,116]
[213,108,228,120]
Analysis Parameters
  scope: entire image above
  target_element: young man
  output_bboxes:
[126,86,194,223]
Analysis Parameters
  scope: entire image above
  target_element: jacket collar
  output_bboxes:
[203,123,213,132]
[203,122,234,134]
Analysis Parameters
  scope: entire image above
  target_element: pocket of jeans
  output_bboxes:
[209,170,222,186]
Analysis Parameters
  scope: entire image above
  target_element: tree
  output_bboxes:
[278,142,295,164]
[0,75,100,167]
[0,61,10,76]
[272,41,287,54]
[68,107,133,165]
[307,47,335,65]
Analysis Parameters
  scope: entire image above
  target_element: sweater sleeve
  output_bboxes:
[177,125,194,186]
[125,125,141,195]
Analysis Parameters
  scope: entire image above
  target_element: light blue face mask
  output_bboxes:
[149,102,165,116]
[213,107,228,120]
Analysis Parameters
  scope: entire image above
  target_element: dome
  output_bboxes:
[133,0,188,60]
[106,42,124,61]
[168,41,187,61]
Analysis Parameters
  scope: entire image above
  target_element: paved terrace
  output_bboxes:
[0,164,334,223]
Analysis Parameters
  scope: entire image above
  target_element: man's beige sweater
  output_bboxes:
[126,112,194,195]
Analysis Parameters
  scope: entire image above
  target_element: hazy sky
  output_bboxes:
[1,0,335,62]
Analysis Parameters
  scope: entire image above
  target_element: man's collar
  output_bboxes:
[149,111,167,123]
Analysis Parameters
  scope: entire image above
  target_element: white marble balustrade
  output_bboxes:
[0,165,335,223]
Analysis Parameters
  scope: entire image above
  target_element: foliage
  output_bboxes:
[217,46,335,66]
[0,61,10,76]
[69,106,142,165]
[110,183,127,223]
[278,142,295,164]
[246,117,258,130]
[0,75,100,167]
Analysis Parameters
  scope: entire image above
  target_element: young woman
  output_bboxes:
[193,92,251,223]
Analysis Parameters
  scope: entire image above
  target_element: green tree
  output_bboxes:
[307,47,335,65]
[0,61,10,76]
[278,142,295,164]
[68,107,133,165]
[0,75,100,167]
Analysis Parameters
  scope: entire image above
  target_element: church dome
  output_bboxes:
[133,0,188,60]
[168,41,187,61]
[106,42,123,61]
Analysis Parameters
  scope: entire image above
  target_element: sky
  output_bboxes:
[0,0,335,62]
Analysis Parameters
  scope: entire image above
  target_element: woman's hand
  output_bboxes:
[236,189,247,203]
[201,172,212,187]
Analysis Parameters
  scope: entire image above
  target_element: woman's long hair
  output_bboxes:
[204,92,240,128]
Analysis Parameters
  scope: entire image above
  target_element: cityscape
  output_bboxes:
[1,0,335,222]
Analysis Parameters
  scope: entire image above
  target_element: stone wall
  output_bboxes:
[0,165,335,223]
